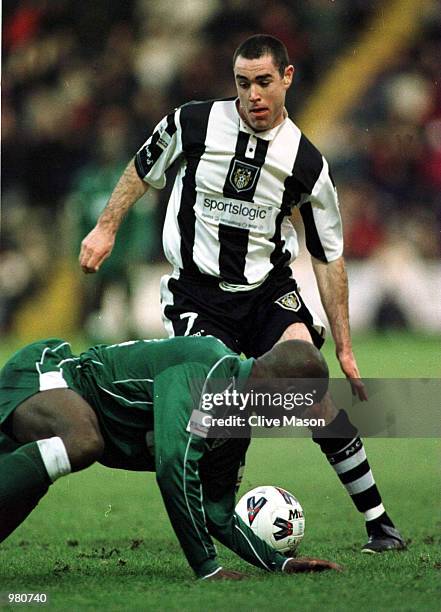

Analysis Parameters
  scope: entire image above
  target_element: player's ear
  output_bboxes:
[284,65,294,88]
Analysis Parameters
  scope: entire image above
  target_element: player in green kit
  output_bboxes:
[0,335,340,579]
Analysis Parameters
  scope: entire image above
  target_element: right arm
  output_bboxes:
[79,159,148,273]
[79,108,182,274]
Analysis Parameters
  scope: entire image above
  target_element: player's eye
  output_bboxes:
[238,82,249,89]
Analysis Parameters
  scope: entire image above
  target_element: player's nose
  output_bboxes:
[249,84,261,101]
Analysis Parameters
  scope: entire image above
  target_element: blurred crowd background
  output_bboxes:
[2,0,441,342]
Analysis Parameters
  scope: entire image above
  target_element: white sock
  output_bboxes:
[36,437,71,482]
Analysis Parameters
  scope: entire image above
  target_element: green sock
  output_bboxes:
[0,442,51,542]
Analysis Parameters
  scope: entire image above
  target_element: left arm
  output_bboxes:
[293,145,367,400]
[312,255,367,401]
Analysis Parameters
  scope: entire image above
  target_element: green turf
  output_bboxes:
[321,332,440,378]
[0,440,439,611]
[0,333,440,610]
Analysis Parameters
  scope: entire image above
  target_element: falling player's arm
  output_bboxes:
[152,366,229,579]
[153,366,291,578]
[153,367,342,579]
[79,109,182,274]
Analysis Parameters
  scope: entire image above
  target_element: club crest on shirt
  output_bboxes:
[229,159,259,192]
[275,291,301,312]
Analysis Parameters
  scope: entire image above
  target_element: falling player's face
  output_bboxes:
[234,54,294,132]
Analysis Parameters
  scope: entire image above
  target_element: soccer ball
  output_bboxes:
[235,485,305,554]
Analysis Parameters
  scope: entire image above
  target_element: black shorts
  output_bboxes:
[160,268,325,357]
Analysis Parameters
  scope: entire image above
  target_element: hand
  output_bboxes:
[79,226,116,274]
[284,557,343,573]
[203,568,247,581]
[337,350,368,402]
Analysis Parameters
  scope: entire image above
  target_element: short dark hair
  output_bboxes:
[233,34,290,77]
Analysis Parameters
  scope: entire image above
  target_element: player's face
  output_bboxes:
[234,54,294,132]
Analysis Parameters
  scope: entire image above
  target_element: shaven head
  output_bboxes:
[252,340,329,400]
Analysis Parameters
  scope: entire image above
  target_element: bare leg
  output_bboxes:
[11,388,104,471]
[0,389,104,542]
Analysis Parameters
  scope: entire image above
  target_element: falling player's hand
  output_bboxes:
[203,568,247,581]
[79,226,116,274]
[284,557,343,573]
[337,350,368,402]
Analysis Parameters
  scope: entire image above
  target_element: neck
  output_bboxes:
[249,360,268,380]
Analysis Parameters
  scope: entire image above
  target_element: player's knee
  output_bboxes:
[61,406,105,470]
[79,430,105,469]
[65,428,104,471]
[278,322,313,344]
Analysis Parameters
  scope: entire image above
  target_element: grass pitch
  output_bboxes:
[0,332,440,610]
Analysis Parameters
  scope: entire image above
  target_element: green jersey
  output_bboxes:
[0,336,289,577]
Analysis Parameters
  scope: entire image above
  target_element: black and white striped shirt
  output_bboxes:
[135,98,343,290]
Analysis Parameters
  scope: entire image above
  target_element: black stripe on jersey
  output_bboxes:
[218,225,249,283]
[135,112,177,178]
[278,134,324,205]
[178,100,214,273]
[299,202,327,262]
[223,134,268,202]
[269,198,294,272]
[293,134,324,197]
[269,133,324,271]
[218,134,269,283]
[287,133,328,262]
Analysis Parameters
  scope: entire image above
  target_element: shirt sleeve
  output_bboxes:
[134,108,182,189]
[293,133,343,263]
[152,364,220,578]
[299,157,343,263]
[200,440,289,574]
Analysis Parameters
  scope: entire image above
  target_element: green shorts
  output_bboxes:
[0,338,154,470]
[0,339,78,427]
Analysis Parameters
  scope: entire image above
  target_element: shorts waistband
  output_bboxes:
[177,267,293,290]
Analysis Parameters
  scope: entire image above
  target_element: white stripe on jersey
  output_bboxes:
[308,157,343,262]
[137,99,343,287]
[192,101,237,275]
[160,271,178,337]
[162,167,185,270]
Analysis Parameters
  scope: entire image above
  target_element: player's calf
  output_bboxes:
[311,409,405,553]
[0,390,104,543]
